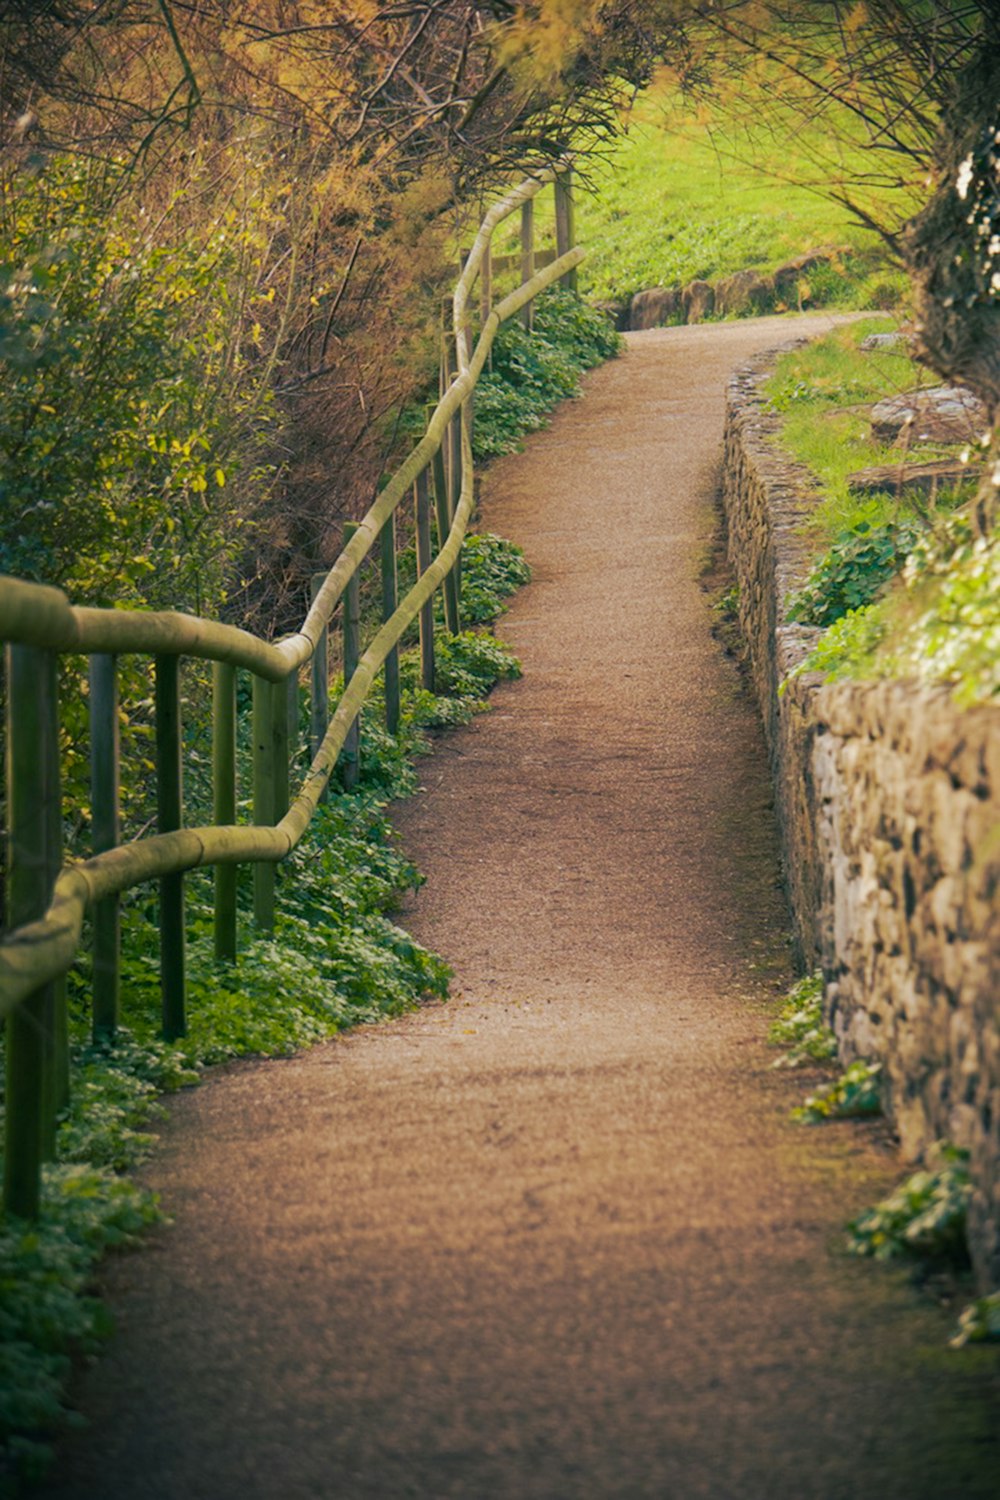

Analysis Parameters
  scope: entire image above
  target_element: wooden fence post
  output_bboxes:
[428,404,462,636]
[341,521,361,789]
[520,198,535,330]
[414,469,436,692]
[90,653,120,1036]
[310,572,329,804]
[380,514,401,735]
[480,241,493,359]
[252,674,276,934]
[273,674,290,824]
[38,651,65,1155]
[212,661,238,963]
[555,168,578,293]
[3,645,61,1216]
[155,654,186,1040]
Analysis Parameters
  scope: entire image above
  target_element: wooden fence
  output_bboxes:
[0,165,583,1220]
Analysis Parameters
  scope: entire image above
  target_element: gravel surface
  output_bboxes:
[43,316,999,1499]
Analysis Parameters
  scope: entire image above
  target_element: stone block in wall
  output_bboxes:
[682,279,715,323]
[629,286,681,330]
[715,269,775,316]
[722,344,1000,1291]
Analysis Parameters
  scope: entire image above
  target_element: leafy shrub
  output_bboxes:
[0,1166,162,1475]
[951,1291,1000,1348]
[431,630,521,699]
[847,1145,972,1266]
[460,533,531,622]
[472,288,621,460]
[768,972,837,1068]
[792,1059,883,1122]
[787,519,922,627]
[0,157,278,611]
[792,519,1000,705]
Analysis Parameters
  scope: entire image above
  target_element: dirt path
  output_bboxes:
[45,316,998,1499]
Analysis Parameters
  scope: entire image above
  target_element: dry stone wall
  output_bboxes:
[722,348,1000,1291]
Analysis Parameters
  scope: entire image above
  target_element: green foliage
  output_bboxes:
[431,630,522,699]
[494,80,915,304]
[787,519,921,627]
[770,319,999,706]
[460,533,532,623]
[0,156,279,612]
[0,497,530,1484]
[793,520,1000,705]
[792,1059,883,1123]
[847,1146,972,1266]
[0,1166,162,1474]
[951,1291,1000,1348]
[788,605,886,686]
[768,972,837,1068]
[764,318,968,535]
[472,287,620,461]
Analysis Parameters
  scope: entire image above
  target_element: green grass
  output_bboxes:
[765,318,966,534]
[495,79,918,305]
[767,320,999,706]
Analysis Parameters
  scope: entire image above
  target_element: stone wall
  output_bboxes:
[722,348,1000,1291]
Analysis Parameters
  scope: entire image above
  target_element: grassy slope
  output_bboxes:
[767,320,998,705]
[498,76,919,304]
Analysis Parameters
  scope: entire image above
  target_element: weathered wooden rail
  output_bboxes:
[0,165,583,1220]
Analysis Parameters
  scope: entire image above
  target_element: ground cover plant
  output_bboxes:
[471,287,621,460]
[847,1145,973,1267]
[0,531,530,1492]
[767,972,837,1069]
[767,320,999,706]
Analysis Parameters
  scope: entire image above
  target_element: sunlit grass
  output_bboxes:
[766,318,967,535]
[496,76,920,304]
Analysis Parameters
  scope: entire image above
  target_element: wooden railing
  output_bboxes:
[0,165,583,1219]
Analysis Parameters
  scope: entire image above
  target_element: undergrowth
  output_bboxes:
[767,972,836,1068]
[769,320,999,706]
[847,1145,972,1267]
[472,287,621,461]
[792,1060,883,1124]
[0,532,530,1491]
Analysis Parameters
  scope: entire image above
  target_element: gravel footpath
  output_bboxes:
[43,316,999,1499]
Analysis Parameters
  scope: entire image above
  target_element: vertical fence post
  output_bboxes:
[459,246,476,456]
[480,241,493,370]
[252,674,276,934]
[310,572,329,804]
[40,645,65,1156]
[480,241,492,325]
[213,661,238,964]
[429,405,461,636]
[273,675,290,824]
[380,514,400,735]
[286,671,299,769]
[341,521,361,790]
[90,653,120,1037]
[414,469,436,692]
[555,167,577,292]
[3,645,60,1217]
[445,335,464,602]
[520,198,535,331]
[155,654,185,1040]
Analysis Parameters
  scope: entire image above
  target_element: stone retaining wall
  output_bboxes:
[722,348,1000,1290]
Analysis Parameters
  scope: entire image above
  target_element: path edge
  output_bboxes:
[721,344,1000,1292]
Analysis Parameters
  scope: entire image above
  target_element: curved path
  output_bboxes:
[46,317,999,1499]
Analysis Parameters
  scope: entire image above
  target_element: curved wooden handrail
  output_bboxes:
[0,168,584,1024]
